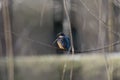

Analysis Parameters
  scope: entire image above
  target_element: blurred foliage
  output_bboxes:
[0,55,120,80]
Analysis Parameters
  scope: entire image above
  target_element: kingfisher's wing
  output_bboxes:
[63,36,71,50]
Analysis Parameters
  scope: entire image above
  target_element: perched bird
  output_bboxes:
[53,32,71,51]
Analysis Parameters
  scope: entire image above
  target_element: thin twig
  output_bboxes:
[40,0,46,27]
[63,0,74,54]
[2,30,120,53]
[103,54,111,80]
[63,0,74,80]
[61,63,67,80]
[98,0,105,52]
[79,0,120,38]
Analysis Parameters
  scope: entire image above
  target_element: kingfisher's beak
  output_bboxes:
[52,39,57,45]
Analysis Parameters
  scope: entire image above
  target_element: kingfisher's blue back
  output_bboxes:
[63,36,70,51]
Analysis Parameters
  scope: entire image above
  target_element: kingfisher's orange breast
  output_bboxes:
[57,41,64,49]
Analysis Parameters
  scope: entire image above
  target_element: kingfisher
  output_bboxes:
[53,32,71,51]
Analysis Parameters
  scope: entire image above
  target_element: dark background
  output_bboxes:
[0,0,120,56]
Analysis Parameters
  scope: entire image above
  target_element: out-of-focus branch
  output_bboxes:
[2,0,14,80]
